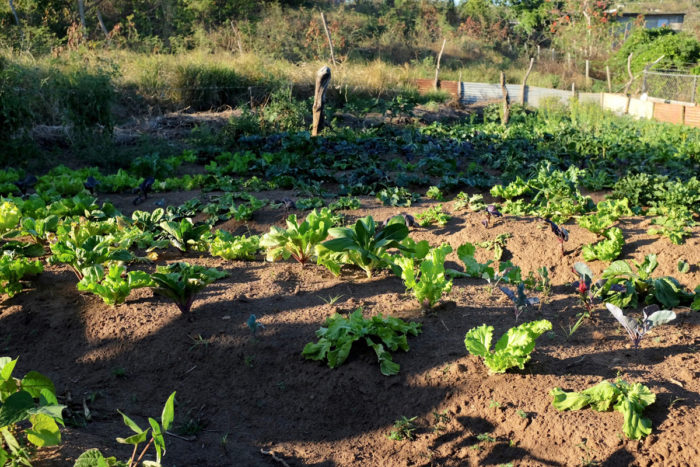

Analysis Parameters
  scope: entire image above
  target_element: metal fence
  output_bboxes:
[642,70,700,104]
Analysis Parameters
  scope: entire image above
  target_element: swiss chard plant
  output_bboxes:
[0,253,43,298]
[464,319,552,373]
[0,356,66,465]
[260,208,338,264]
[150,262,228,314]
[606,303,676,348]
[320,215,409,278]
[550,379,655,439]
[77,264,153,306]
[581,227,624,262]
[159,218,212,252]
[302,309,422,376]
[75,391,176,467]
[209,230,260,260]
[393,243,453,309]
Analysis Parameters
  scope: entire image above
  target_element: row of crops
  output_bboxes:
[1,103,699,465]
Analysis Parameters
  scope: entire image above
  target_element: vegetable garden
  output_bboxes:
[1,102,699,466]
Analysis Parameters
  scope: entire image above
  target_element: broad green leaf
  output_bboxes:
[550,387,591,411]
[617,398,652,440]
[116,429,149,445]
[0,357,17,382]
[464,324,493,358]
[26,413,61,447]
[161,392,176,431]
[645,310,676,328]
[0,390,34,426]
[74,449,111,467]
[652,278,681,309]
[21,371,56,398]
[117,410,143,434]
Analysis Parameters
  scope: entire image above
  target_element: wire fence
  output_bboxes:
[642,70,700,104]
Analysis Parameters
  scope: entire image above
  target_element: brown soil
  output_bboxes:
[3,194,699,467]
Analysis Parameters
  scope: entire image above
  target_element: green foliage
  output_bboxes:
[376,187,420,207]
[0,253,43,298]
[581,227,624,262]
[447,242,494,279]
[0,201,20,235]
[647,206,695,245]
[260,208,338,264]
[321,215,408,278]
[150,262,228,314]
[328,196,360,211]
[77,264,152,306]
[577,212,616,236]
[426,186,444,201]
[209,230,260,260]
[599,255,697,309]
[295,197,325,211]
[387,416,418,441]
[453,192,485,212]
[394,243,453,309]
[464,320,552,373]
[475,233,511,261]
[551,379,655,439]
[416,204,450,227]
[159,219,211,252]
[55,68,114,133]
[0,356,65,465]
[302,309,421,376]
[75,391,176,467]
[610,28,700,76]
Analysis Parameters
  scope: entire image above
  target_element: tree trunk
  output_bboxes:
[320,12,336,67]
[312,66,332,137]
[8,0,20,26]
[77,0,87,37]
[96,8,110,42]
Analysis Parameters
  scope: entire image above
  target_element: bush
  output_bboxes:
[54,67,114,132]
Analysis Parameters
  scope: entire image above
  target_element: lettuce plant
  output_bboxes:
[606,303,676,349]
[394,243,453,309]
[20,215,59,245]
[150,262,227,314]
[75,391,176,467]
[446,242,494,279]
[209,230,260,260]
[49,229,133,280]
[321,215,409,278]
[550,379,655,439]
[581,227,624,262]
[159,219,211,252]
[0,201,20,235]
[577,211,616,236]
[77,264,153,306]
[302,309,421,376]
[464,320,552,373]
[416,204,450,227]
[0,357,65,465]
[260,208,337,264]
[0,253,43,298]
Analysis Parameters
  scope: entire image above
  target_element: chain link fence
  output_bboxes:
[642,70,700,104]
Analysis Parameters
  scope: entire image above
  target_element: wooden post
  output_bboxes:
[623,53,634,95]
[434,38,446,91]
[551,48,555,61]
[320,12,337,67]
[567,52,571,69]
[692,75,698,103]
[230,20,244,55]
[585,60,590,87]
[312,66,331,136]
[520,57,534,105]
[248,87,253,110]
[537,45,540,60]
[458,71,462,101]
[571,82,576,99]
[500,71,510,125]
[606,66,612,92]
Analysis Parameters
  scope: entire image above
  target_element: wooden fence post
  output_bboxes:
[623,53,634,95]
[585,60,590,87]
[692,76,698,103]
[500,72,510,125]
[434,39,446,91]
[520,57,534,105]
[312,66,331,136]
[606,66,612,92]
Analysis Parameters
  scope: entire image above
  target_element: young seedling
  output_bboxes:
[543,218,568,256]
[499,283,540,321]
[247,314,265,337]
[83,176,99,194]
[133,176,155,205]
[482,205,502,228]
[606,303,676,349]
[387,416,418,441]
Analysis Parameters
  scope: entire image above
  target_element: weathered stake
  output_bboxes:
[434,39,446,91]
[320,12,337,67]
[520,57,534,105]
[312,66,331,137]
[606,65,612,92]
[500,71,510,125]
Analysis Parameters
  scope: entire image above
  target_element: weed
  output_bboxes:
[387,416,418,441]
[489,399,501,409]
[319,294,344,305]
[476,433,496,443]
[188,334,211,351]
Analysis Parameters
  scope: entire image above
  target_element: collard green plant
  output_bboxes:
[0,357,65,465]
[550,379,655,439]
[150,263,227,314]
[302,309,421,376]
[499,283,540,321]
[464,320,552,373]
[209,230,260,260]
[77,264,153,306]
[260,208,338,264]
[159,219,211,252]
[394,243,453,309]
[320,215,409,278]
[0,253,43,298]
[75,391,176,467]
[581,227,624,262]
[606,303,676,349]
